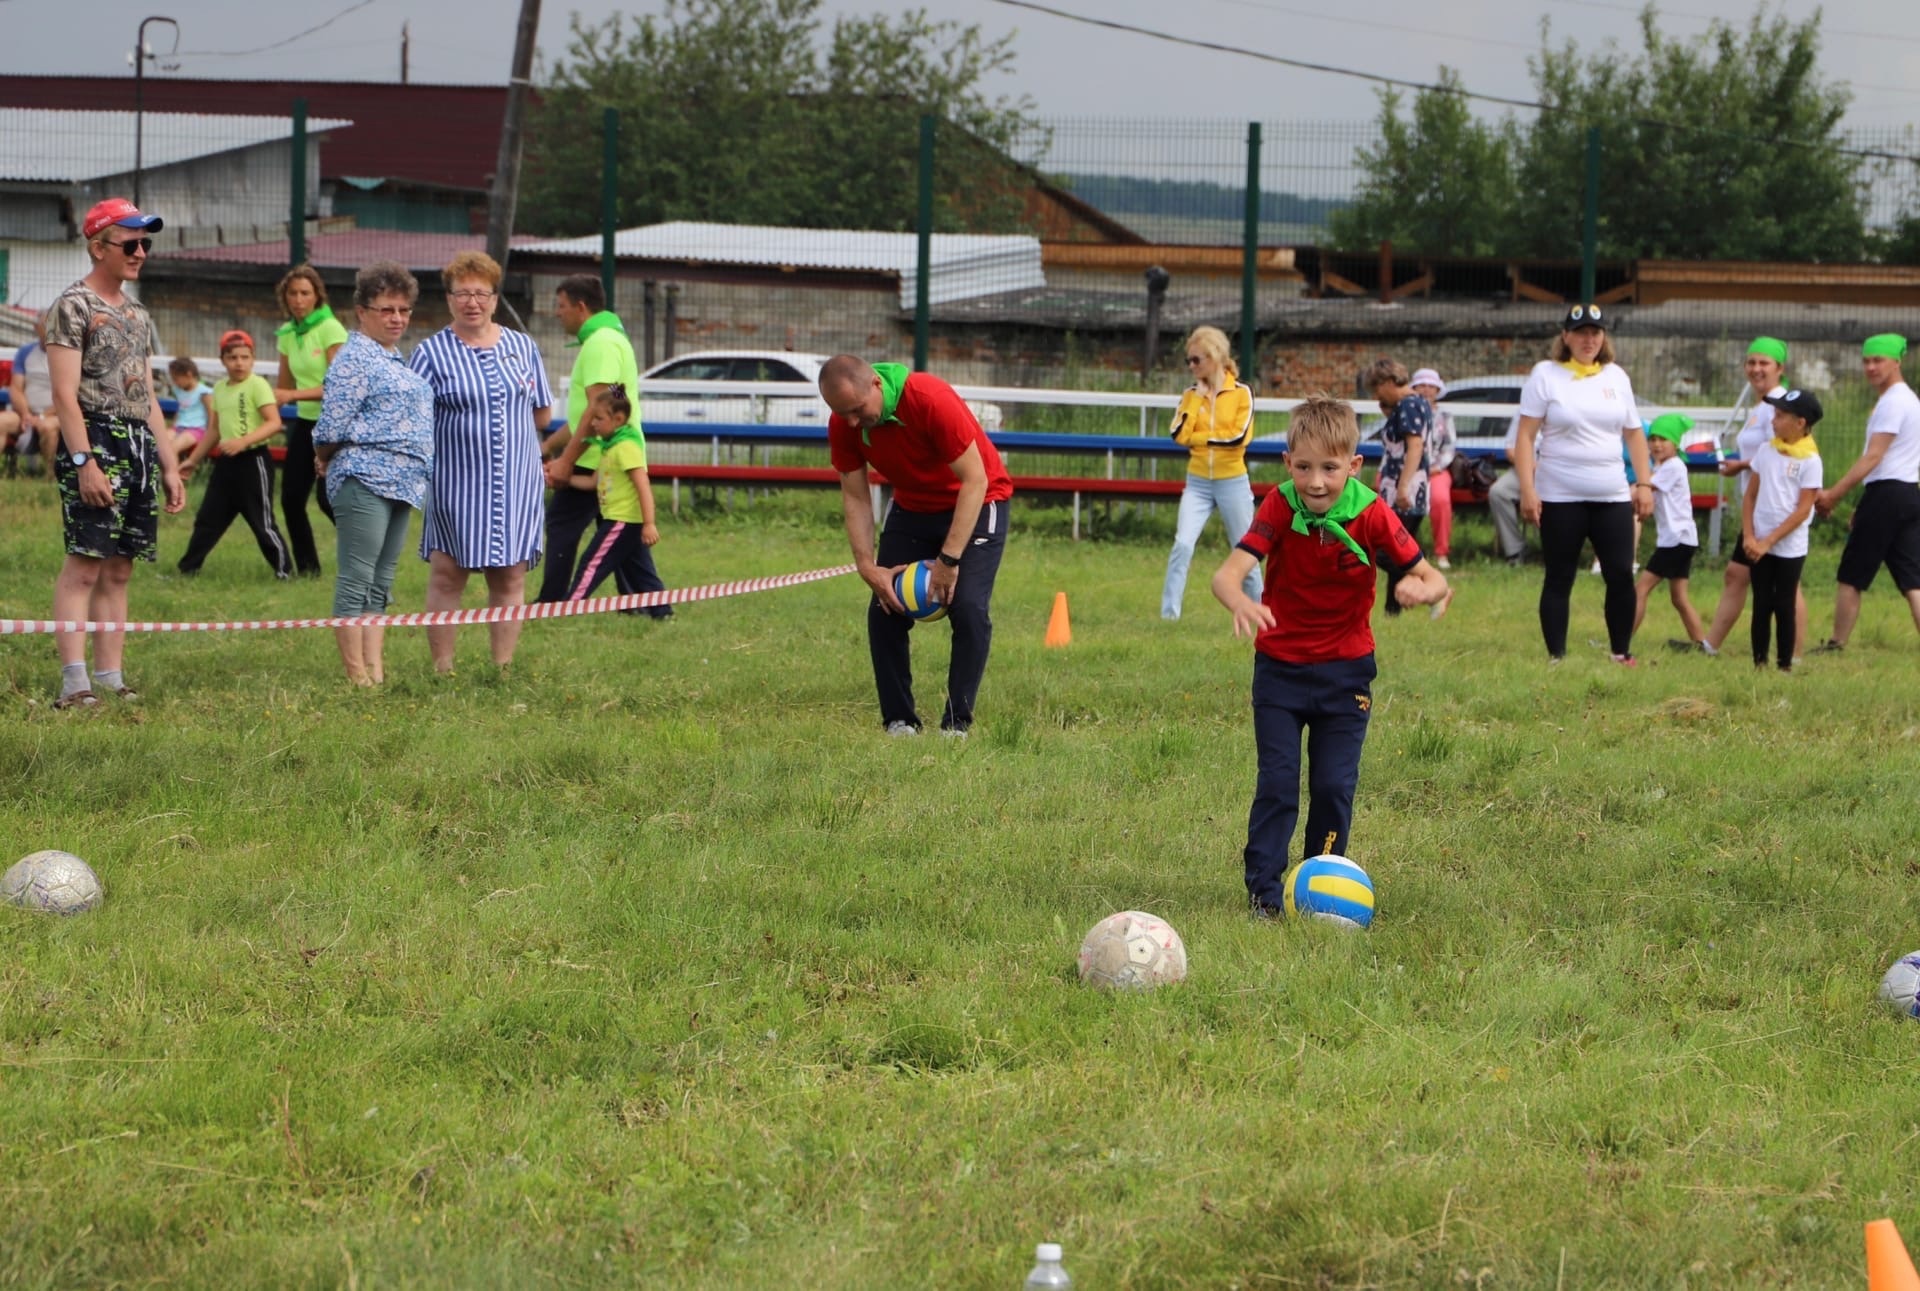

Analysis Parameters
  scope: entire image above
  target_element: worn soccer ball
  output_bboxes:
[1878,951,1920,1018]
[1078,910,1187,991]
[3,850,105,915]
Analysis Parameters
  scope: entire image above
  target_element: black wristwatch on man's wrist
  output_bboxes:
[936,550,962,568]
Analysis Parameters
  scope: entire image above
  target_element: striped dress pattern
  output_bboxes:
[410,326,553,569]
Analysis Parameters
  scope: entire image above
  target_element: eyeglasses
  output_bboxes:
[103,237,153,255]
[1185,355,1206,366]
[363,305,413,318]
[448,289,496,303]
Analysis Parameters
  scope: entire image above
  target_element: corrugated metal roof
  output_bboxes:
[165,230,543,272]
[0,108,353,183]
[517,221,1047,308]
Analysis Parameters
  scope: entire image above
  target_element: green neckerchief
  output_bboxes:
[568,310,625,348]
[276,302,338,340]
[588,424,645,455]
[863,363,910,445]
[1278,477,1377,565]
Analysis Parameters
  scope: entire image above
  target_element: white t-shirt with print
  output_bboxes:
[1518,360,1641,502]
[1863,381,1920,485]
[1650,456,1698,548]
[1747,442,1823,559]
[1734,388,1783,497]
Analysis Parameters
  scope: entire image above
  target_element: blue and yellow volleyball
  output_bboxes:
[1283,854,1376,929]
[893,561,949,622]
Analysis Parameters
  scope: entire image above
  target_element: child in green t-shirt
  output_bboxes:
[178,330,293,578]
[565,388,672,619]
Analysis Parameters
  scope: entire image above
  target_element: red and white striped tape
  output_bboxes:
[0,564,858,635]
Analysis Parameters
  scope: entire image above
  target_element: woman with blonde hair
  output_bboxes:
[1161,325,1260,619]
[408,250,553,672]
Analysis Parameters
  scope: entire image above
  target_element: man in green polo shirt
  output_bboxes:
[538,273,642,603]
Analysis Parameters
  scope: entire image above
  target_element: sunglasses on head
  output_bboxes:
[104,236,153,255]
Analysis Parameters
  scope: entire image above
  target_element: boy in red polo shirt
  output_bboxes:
[1211,395,1451,916]
[822,354,1013,737]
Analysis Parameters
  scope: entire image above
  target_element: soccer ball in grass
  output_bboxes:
[1078,910,1187,991]
[3,850,104,915]
[892,560,949,622]
[1283,854,1376,930]
[1878,952,1920,1018]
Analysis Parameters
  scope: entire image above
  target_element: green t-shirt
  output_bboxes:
[595,436,649,523]
[212,374,280,445]
[567,313,641,473]
[275,305,350,420]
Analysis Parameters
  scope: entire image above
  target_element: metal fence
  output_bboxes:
[3,94,1917,449]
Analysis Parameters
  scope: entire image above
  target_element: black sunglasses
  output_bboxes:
[1185,354,1207,365]
[105,237,153,255]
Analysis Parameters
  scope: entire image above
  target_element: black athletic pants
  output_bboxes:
[536,483,600,603]
[870,498,1007,733]
[1750,553,1806,670]
[1538,500,1636,657]
[281,416,332,575]
[178,447,292,578]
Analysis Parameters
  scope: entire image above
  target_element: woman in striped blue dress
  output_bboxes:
[410,251,553,672]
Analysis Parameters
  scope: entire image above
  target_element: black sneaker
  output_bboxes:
[1810,639,1845,655]
[1250,898,1286,922]
[1665,638,1698,653]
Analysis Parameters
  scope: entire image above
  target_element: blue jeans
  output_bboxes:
[1162,473,1261,619]
[331,477,414,616]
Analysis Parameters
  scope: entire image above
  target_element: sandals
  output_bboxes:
[98,685,139,701]
[52,690,99,710]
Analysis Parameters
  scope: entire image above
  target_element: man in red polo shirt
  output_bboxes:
[822,354,1013,737]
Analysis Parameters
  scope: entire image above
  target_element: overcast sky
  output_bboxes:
[11,0,1919,130]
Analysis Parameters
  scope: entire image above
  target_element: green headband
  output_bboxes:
[1864,334,1909,361]
[1746,337,1787,366]
[1647,413,1694,445]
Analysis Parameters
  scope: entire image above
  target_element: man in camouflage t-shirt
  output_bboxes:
[45,197,186,709]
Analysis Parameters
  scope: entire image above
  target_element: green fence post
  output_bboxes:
[289,99,308,269]
[601,107,619,312]
[915,114,934,372]
[1240,122,1261,382]
[1580,125,1599,305]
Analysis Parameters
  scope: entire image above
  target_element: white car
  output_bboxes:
[1361,374,1523,456]
[631,350,1003,433]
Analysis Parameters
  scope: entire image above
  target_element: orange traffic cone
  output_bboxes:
[1868,1218,1920,1291]
[1044,592,1072,648]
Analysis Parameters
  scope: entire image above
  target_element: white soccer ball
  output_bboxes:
[1879,951,1920,1018]
[3,850,105,915]
[1077,910,1187,991]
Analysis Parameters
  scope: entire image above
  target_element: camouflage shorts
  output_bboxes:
[56,415,159,562]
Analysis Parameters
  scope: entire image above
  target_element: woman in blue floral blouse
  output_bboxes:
[312,261,434,685]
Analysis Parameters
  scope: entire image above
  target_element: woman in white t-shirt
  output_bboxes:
[1511,304,1654,663]
[1700,337,1802,657]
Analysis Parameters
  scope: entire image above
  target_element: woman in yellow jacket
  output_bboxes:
[1162,325,1261,619]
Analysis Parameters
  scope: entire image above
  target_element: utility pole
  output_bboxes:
[400,22,410,84]
[485,0,541,272]
[131,15,178,209]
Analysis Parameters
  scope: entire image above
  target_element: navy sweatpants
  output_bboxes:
[568,519,672,618]
[870,498,1007,732]
[536,482,599,603]
[1243,652,1375,911]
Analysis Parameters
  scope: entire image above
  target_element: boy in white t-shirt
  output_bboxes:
[1744,389,1824,671]
[1633,414,1707,650]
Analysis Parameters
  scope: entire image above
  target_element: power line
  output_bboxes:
[989,0,1920,165]
[173,0,378,59]
[1199,0,1538,54]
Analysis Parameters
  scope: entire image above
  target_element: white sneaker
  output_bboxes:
[1434,555,1451,570]
[1589,559,1602,575]
[885,721,920,737]
[941,727,969,740]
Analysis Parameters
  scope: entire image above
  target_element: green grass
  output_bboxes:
[4,477,1920,1288]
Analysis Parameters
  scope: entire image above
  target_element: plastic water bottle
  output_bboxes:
[1024,1242,1071,1288]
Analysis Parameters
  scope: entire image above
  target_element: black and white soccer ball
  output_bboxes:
[3,850,105,915]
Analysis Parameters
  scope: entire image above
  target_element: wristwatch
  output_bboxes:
[68,451,92,469]
[936,550,962,568]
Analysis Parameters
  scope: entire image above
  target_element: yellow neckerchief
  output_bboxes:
[1559,359,1604,379]
[1771,434,1818,459]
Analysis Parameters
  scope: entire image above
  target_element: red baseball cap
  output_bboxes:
[218,329,256,353]
[82,197,164,240]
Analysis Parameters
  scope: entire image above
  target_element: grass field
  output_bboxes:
[5,477,1920,1289]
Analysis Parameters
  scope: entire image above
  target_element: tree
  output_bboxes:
[1327,69,1516,257]
[521,0,1042,238]
[1335,6,1869,262]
